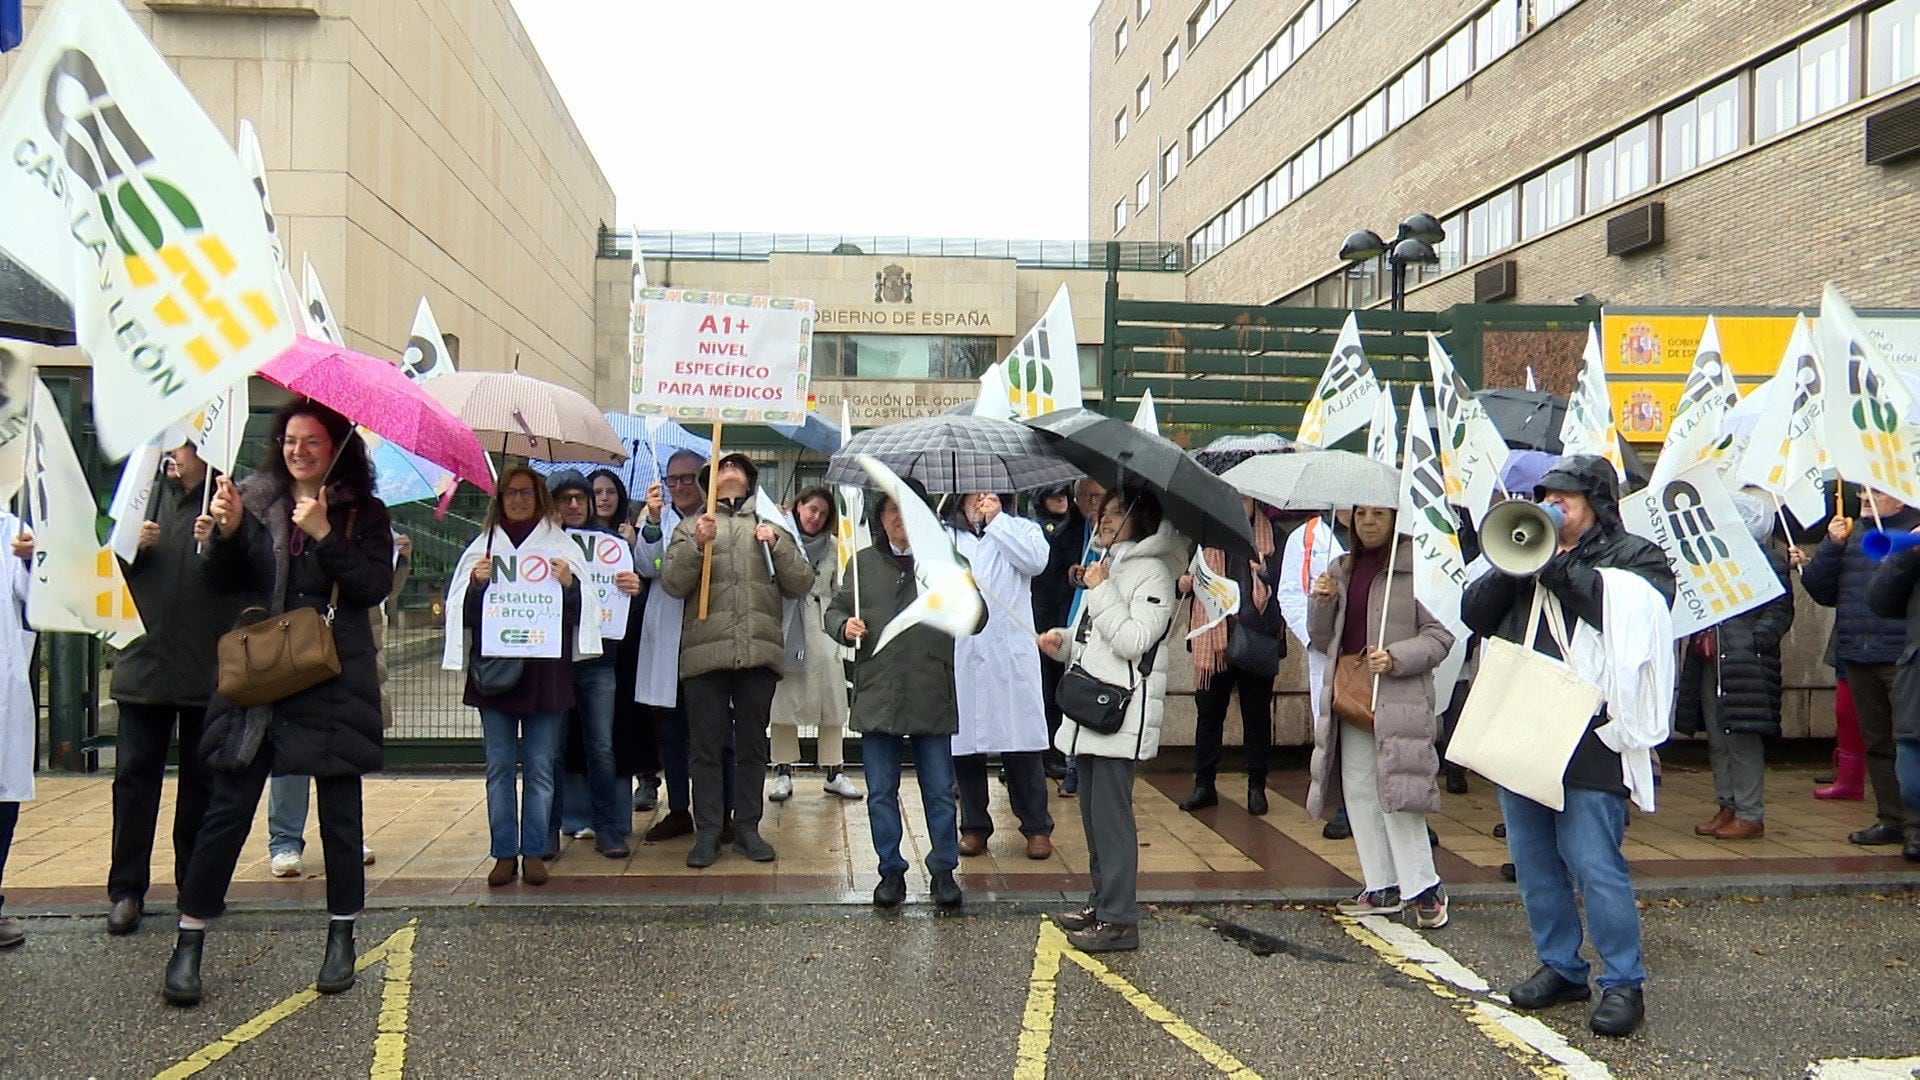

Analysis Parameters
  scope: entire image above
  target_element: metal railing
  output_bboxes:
[599,227,1185,272]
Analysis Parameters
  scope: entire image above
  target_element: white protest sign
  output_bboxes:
[631,288,813,423]
[566,528,634,640]
[1622,461,1785,637]
[480,551,565,658]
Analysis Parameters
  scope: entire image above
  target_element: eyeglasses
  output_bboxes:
[502,487,538,499]
[664,474,700,488]
[281,438,330,453]
[558,492,588,504]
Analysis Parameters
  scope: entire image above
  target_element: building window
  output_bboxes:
[1116,21,1130,54]
[1268,32,1292,81]
[1435,213,1465,273]
[1299,0,1322,45]
[1269,169,1290,210]
[1164,39,1182,80]
[1585,140,1615,209]
[1115,109,1129,143]
[1754,51,1798,140]
[1226,74,1245,119]
[1162,143,1181,183]
[1328,116,1351,169]
[1697,76,1741,164]
[1138,78,1153,115]
[1661,98,1698,179]
[1871,0,1920,91]
[1428,44,1452,100]
[1798,22,1854,123]
[1114,198,1129,233]
[1613,120,1652,200]
[1476,2,1518,68]
[1355,91,1387,154]
[1392,59,1426,127]
[1189,0,1232,45]
[1139,0,1152,19]
[1137,173,1152,210]
[1533,0,1580,26]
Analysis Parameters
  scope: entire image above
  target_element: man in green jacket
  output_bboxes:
[662,453,813,867]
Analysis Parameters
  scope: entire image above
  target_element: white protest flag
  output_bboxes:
[1297,313,1381,447]
[1427,335,1509,522]
[1397,387,1470,697]
[400,297,456,383]
[0,0,295,459]
[1001,284,1082,419]
[833,401,867,586]
[1650,315,1741,491]
[972,362,1014,420]
[302,256,345,346]
[755,488,801,545]
[105,432,168,563]
[1366,383,1398,467]
[1183,546,1241,641]
[0,347,30,502]
[1734,315,1828,527]
[1817,284,1920,507]
[234,118,305,324]
[856,454,983,654]
[185,378,248,475]
[1525,367,1537,391]
[1133,389,1160,435]
[1622,460,1786,637]
[1562,325,1626,481]
[22,379,144,644]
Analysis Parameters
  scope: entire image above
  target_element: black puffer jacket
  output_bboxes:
[1675,546,1794,737]
[1802,507,1920,666]
[112,473,244,707]
[205,475,394,777]
[1867,542,1920,741]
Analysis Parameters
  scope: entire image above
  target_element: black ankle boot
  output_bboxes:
[164,928,205,1007]
[1178,784,1219,812]
[1246,777,1269,816]
[316,920,356,994]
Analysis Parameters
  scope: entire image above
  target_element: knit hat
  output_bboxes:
[545,468,591,498]
[700,452,760,493]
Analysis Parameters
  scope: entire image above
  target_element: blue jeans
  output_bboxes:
[266,774,309,858]
[1498,785,1646,991]
[481,708,564,859]
[861,733,958,876]
[552,660,628,844]
[1897,738,1920,823]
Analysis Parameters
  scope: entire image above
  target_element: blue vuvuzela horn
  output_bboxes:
[1862,530,1920,561]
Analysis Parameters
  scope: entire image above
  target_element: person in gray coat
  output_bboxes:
[826,481,981,908]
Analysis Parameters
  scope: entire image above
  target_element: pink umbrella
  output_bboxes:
[260,336,495,494]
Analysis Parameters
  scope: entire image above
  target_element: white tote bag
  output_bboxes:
[1446,584,1602,812]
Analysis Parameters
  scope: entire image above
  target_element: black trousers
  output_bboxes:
[955,752,1053,838]
[1192,667,1274,786]
[681,667,775,837]
[178,742,364,918]
[0,800,16,914]
[108,702,211,904]
[613,632,659,778]
[1038,657,1068,770]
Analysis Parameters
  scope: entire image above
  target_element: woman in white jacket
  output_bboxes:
[1,512,35,949]
[1039,488,1184,954]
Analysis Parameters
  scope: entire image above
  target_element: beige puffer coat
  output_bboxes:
[661,497,813,680]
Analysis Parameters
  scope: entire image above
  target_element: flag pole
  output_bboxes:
[20,372,38,531]
[697,421,723,620]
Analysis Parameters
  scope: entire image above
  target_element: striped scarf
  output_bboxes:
[1191,510,1275,687]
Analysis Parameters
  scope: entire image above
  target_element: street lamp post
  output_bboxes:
[1338,213,1446,311]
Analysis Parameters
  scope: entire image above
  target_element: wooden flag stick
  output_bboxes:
[697,421,723,620]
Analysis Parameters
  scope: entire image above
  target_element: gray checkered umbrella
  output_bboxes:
[824,414,1082,494]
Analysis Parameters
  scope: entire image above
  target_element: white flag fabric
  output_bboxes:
[834,401,867,585]
[235,118,305,325]
[1621,460,1786,637]
[1427,335,1509,522]
[1000,284,1082,418]
[302,257,344,346]
[184,378,249,476]
[855,454,983,654]
[0,0,295,459]
[1133,389,1160,435]
[1366,384,1398,467]
[1734,316,1827,527]
[1183,546,1241,641]
[1397,387,1470,698]
[972,363,1013,420]
[1563,325,1625,481]
[1298,313,1382,448]
[1525,367,1537,392]
[105,434,167,563]
[0,347,30,502]
[401,297,455,383]
[1818,284,1920,507]
[22,380,144,644]
[1650,315,1740,490]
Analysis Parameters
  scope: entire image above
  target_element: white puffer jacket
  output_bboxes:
[1043,521,1187,761]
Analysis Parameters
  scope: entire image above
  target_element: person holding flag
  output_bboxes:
[768,486,862,803]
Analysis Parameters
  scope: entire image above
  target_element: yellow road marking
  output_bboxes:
[370,922,417,1080]
[1016,918,1262,1079]
[154,919,419,1080]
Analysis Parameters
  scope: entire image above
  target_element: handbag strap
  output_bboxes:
[320,508,356,626]
[1525,582,1576,658]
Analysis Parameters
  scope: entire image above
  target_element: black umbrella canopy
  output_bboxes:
[824,413,1082,494]
[1025,408,1258,560]
[1190,432,1297,476]
[0,248,75,347]
[1474,388,1649,488]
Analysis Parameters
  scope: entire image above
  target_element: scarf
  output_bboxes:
[1191,509,1275,687]
[440,517,603,669]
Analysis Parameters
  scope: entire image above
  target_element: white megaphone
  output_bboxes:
[1481,500,1567,576]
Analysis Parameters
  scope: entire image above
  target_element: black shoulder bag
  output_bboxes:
[1054,607,1170,736]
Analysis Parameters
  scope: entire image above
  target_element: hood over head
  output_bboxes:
[1535,453,1623,533]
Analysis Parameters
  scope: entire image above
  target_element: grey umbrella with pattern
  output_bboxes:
[824,414,1082,494]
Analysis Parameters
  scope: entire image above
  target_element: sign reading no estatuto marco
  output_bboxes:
[630,288,814,423]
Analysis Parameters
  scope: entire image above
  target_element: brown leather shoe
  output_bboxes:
[958,833,988,857]
[486,858,516,887]
[1695,806,1735,836]
[643,809,693,843]
[106,897,143,936]
[521,857,549,885]
[1026,834,1054,860]
[1713,817,1764,840]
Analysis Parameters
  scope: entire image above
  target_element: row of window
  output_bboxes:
[1184,0,1357,157]
[1271,0,1920,307]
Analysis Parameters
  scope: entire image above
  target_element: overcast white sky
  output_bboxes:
[511,2,1096,241]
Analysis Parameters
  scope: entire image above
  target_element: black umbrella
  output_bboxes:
[824,413,1081,494]
[1025,408,1258,560]
[1475,388,1649,488]
[0,248,75,347]
[1190,432,1297,476]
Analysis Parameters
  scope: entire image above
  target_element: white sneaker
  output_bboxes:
[361,845,376,867]
[823,772,862,799]
[769,770,794,803]
[571,828,596,841]
[270,851,303,878]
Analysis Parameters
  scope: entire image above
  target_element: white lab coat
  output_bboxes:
[951,513,1051,756]
[633,505,689,707]
[1,512,35,803]
[1278,516,1344,724]
[1571,568,1676,813]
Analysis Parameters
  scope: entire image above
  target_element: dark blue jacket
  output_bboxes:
[1800,507,1920,667]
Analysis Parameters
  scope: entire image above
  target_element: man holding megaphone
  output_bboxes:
[1460,455,1675,1039]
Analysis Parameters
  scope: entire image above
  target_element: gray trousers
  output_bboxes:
[1844,664,1920,835]
[1700,664,1765,821]
[1077,754,1139,928]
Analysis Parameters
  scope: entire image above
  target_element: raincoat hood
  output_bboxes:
[1536,453,1624,533]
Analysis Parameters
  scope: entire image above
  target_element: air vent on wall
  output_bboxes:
[1474,260,1518,303]
[1865,97,1920,165]
[1606,202,1665,257]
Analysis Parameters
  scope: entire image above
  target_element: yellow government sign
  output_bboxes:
[1602,313,1798,443]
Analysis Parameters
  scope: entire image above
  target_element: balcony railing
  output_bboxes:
[598,227,1184,272]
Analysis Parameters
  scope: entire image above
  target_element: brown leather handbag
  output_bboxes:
[216,582,343,707]
[1332,652,1375,730]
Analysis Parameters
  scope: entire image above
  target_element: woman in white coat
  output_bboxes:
[768,486,860,801]
[1,512,37,949]
[1040,488,1183,954]
[950,492,1055,860]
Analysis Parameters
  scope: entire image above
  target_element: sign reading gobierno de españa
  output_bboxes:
[630,288,813,423]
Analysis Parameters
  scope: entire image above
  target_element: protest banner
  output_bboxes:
[1623,460,1785,637]
[1297,313,1381,448]
[1734,316,1827,527]
[1000,284,1081,419]
[1818,284,1920,507]
[1398,387,1470,697]
[22,379,143,645]
[1563,325,1626,481]
[1366,382,1398,467]
[1427,335,1509,522]
[478,550,565,659]
[567,528,635,640]
[1648,315,1740,491]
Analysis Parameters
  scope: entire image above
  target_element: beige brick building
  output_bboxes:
[1093,0,1920,311]
[2,0,618,395]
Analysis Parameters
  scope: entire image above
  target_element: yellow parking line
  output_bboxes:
[370,922,417,1080]
[1013,920,1063,1080]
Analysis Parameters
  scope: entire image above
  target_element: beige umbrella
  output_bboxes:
[422,371,627,465]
